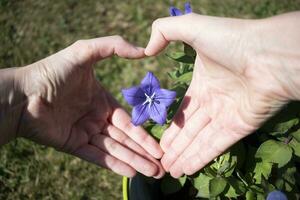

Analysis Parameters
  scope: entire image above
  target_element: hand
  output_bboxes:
[145,13,300,177]
[18,36,164,178]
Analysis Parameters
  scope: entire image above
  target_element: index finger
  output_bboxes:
[145,14,199,56]
[107,93,163,159]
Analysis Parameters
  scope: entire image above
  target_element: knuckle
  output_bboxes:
[71,39,93,59]
[112,35,125,44]
[107,140,119,152]
[152,18,162,30]
[72,39,87,49]
[183,126,195,139]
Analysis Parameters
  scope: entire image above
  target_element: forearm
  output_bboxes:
[0,67,27,146]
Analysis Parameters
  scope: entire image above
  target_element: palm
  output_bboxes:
[160,54,286,177]
[21,37,164,178]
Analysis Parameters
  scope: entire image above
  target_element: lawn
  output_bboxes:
[1,0,300,199]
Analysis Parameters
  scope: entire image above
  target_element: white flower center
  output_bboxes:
[143,92,156,108]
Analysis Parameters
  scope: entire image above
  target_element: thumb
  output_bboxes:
[65,35,145,65]
[145,14,253,72]
[145,14,199,56]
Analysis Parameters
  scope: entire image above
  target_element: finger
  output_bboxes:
[67,35,145,64]
[161,110,211,171]
[72,144,136,177]
[170,122,241,178]
[145,14,199,56]
[89,133,158,177]
[160,89,200,152]
[145,14,253,73]
[102,124,165,178]
[106,93,163,159]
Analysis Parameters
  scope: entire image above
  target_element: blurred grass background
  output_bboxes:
[0,0,300,199]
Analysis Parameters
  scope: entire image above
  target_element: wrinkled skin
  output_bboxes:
[145,13,300,177]
[18,36,165,178]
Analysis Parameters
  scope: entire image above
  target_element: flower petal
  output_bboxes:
[122,86,145,106]
[132,104,150,126]
[184,2,192,14]
[149,103,167,125]
[141,72,160,95]
[169,7,183,16]
[155,88,176,107]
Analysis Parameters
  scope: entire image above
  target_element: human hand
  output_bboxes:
[18,36,164,178]
[145,12,300,177]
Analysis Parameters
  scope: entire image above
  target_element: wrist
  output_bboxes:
[247,14,300,101]
[0,67,27,146]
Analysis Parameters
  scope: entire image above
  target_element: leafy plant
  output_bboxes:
[146,43,300,199]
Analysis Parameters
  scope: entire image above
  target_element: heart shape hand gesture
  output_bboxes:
[4,12,300,179]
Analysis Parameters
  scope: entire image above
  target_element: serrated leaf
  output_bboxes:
[225,177,246,198]
[274,118,299,133]
[253,161,272,184]
[161,175,186,195]
[255,140,293,168]
[289,138,300,157]
[291,129,300,142]
[167,52,195,64]
[209,177,227,197]
[194,173,212,198]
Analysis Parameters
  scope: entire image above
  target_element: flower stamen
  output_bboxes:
[143,92,156,108]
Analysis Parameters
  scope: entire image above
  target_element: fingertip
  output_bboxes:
[123,169,137,178]
[153,169,165,179]
[159,139,168,153]
[142,162,159,177]
[131,46,146,59]
[152,145,163,159]
[144,38,168,57]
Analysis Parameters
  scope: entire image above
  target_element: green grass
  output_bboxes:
[1,0,300,199]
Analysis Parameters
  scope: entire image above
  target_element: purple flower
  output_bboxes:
[170,2,192,16]
[266,191,288,200]
[122,72,176,126]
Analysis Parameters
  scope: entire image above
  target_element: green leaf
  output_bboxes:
[149,125,167,140]
[194,173,212,198]
[289,138,300,157]
[272,118,299,134]
[224,177,246,198]
[209,177,227,197]
[176,71,193,84]
[167,52,195,64]
[210,152,237,177]
[246,191,255,200]
[276,165,296,192]
[168,70,179,80]
[261,175,275,193]
[291,129,300,142]
[160,175,186,195]
[257,193,266,200]
[255,140,293,168]
[261,102,300,135]
[253,161,272,184]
